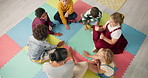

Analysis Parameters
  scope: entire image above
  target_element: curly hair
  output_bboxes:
[33,24,49,40]
[35,8,45,18]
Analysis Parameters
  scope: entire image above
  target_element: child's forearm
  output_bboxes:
[87,55,99,59]
[103,37,117,45]
[68,54,75,63]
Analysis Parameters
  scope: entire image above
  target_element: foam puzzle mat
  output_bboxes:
[0,0,146,78]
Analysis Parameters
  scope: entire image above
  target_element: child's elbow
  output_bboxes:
[110,42,116,45]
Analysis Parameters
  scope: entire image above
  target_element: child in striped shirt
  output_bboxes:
[81,7,102,30]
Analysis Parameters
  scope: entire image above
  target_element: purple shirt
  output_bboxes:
[32,15,54,34]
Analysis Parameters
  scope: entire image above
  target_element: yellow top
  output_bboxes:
[57,0,74,24]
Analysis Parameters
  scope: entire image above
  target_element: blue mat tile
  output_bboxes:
[52,22,83,43]
[33,70,48,78]
[122,24,146,55]
[27,3,57,21]
[7,17,32,48]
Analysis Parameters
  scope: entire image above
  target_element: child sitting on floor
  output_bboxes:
[80,7,102,30]
[32,8,63,36]
[83,48,117,78]
[27,24,64,63]
[54,0,77,30]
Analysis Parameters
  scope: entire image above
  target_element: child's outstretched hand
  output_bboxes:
[57,41,65,47]
[83,51,90,57]
[54,33,63,36]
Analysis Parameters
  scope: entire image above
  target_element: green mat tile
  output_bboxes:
[0,48,42,78]
[27,3,57,21]
[67,26,95,60]
[99,12,110,26]
[83,70,100,78]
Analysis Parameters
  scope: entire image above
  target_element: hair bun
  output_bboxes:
[120,13,124,19]
[50,53,56,61]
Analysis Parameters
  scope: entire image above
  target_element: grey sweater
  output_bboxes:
[27,36,57,60]
[43,61,74,78]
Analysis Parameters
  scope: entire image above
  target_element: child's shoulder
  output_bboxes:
[101,62,115,67]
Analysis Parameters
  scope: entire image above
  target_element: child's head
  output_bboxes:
[49,48,68,62]
[60,0,68,6]
[97,48,114,65]
[110,12,124,26]
[90,7,100,18]
[35,8,48,20]
[33,24,49,41]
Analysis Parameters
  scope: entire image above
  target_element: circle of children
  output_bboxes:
[27,0,128,78]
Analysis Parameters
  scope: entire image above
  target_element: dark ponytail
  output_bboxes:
[49,48,68,62]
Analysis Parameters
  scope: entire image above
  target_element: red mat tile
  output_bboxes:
[114,51,134,78]
[74,0,92,20]
[64,45,89,63]
[0,34,22,69]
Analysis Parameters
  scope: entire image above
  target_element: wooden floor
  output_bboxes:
[0,0,46,37]
[120,0,148,78]
[0,0,148,78]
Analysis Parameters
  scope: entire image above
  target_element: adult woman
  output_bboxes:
[43,47,88,78]
[93,12,128,54]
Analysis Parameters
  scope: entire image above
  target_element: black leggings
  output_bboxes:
[54,12,77,23]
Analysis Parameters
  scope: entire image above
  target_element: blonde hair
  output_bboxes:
[100,48,114,65]
[111,12,124,27]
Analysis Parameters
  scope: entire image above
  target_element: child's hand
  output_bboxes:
[49,25,52,31]
[57,41,65,47]
[95,26,104,32]
[100,33,105,39]
[64,12,69,17]
[94,59,100,64]
[83,51,90,57]
[65,24,70,30]
[86,20,90,25]
[54,33,63,36]
[95,26,100,31]
[95,22,99,25]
